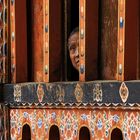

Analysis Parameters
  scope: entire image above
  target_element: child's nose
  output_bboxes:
[75,48,79,57]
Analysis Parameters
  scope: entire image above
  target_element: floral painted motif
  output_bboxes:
[97,119,103,130]
[37,118,42,128]
[113,114,119,123]
[56,85,65,102]
[74,84,83,102]
[37,84,44,102]
[13,85,21,102]
[93,83,102,102]
[81,114,87,121]
[119,82,129,103]
[10,109,140,140]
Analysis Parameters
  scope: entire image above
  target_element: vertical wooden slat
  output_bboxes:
[117,0,139,81]
[101,0,118,80]
[124,0,139,80]
[43,0,49,82]
[102,0,139,81]
[32,0,62,82]
[10,0,27,83]
[49,0,62,82]
[79,0,85,81]
[79,0,98,81]
[117,0,125,81]
[10,0,16,83]
[3,0,8,83]
[15,0,27,82]
[85,0,98,81]
[31,0,44,82]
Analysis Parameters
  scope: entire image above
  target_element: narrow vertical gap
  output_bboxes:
[138,0,140,79]
[98,0,102,80]
[67,0,79,81]
[61,0,66,81]
[63,0,67,81]
[26,0,32,82]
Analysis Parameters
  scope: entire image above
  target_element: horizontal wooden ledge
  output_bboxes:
[1,81,140,105]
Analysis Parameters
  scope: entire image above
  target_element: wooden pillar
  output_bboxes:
[10,0,27,83]
[0,0,9,83]
[101,0,139,81]
[79,0,98,81]
[101,0,118,80]
[85,0,98,81]
[31,0,62,82]
[49,0,63,82]
[31,0,44,82]
[124,0,139,80]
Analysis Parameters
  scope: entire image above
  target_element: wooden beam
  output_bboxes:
[10,0,27,83]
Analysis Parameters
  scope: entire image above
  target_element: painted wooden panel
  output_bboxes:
[0,0,9,83]
[10,108,140,140]
[0,104,9,140]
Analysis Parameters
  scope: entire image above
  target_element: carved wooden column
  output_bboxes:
[10,0,27,83]
[101,0,118,80]
[117,0,126,81]
[101,0,139,81]
[32,0,62,82]
[0,0,8,83]
[79,0,99,81]
[79,0,85,81]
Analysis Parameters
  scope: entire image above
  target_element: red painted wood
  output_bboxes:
[14,0,27,82]
[49,0,63,82]
[85,0,98,81]
[124,0,139,80]
[31,0,44,82]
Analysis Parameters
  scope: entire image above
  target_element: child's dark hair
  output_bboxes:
[69,27,79,38]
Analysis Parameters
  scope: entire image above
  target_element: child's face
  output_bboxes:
[68,32,79,71]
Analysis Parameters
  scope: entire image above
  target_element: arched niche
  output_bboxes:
[111,128,123,140]
[22,124,31,140]
[79,126,90,140]
[49,125,60,140]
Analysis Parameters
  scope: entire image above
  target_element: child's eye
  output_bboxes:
[70,45,76,51]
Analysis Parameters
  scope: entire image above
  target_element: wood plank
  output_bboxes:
[49,0,63,82]
[85,0,98,81]
[31,0,44,82]
[100,0,118,80]
[31,0,62,82]
[3,81,140,105]
[10,0,27,83]
[15,0,27,82]
[124,0,139,80]
[101,0,139,81]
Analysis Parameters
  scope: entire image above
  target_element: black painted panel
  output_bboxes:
[1,81,140,106]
